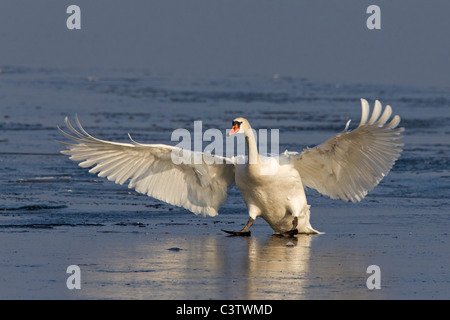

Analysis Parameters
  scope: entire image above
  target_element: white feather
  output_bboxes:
[292,100,404,203]
[359,98,370,126]
[367,100,382,124]
[58,116,235,217]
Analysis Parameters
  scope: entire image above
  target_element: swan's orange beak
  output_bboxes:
[228,124,239,136]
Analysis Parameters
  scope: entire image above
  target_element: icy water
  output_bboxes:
[0,66,449,299]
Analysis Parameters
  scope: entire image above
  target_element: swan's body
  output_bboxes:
[235,155,316,234]
[59,99,403,236]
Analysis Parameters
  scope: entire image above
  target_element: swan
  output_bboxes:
[58,99,404,236]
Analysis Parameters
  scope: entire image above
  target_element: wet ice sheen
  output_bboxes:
[0,67,449,299]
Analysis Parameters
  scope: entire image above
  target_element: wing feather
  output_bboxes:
[293,99,404,202]
[59,116,235,216]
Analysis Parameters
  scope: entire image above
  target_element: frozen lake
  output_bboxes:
[0,66,449,299]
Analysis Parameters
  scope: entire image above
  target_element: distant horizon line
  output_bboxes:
[1,64,449,90]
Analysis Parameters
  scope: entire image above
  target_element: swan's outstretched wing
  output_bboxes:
[292,99,404,202]
[58,116,235,216]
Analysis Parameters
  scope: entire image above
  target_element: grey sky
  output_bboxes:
[1,0,449,87]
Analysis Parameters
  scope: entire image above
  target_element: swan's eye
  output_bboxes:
[232,121,242,128]
[229,120,243,135]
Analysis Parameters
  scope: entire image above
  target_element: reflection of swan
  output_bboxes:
[59,99,403,235]
[125,234,314,299]
[245,235,314,299]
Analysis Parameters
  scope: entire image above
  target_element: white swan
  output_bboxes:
[58,99,403,236]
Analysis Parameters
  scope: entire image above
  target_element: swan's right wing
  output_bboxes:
[58,116,235,217]
[292,99,404,202]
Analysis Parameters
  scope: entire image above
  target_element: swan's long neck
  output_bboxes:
[245,128,260,165]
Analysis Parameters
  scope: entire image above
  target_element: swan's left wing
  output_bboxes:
[292,99,404,202]
[58,116,235,216]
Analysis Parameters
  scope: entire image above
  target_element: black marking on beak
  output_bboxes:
[232,120,242,128]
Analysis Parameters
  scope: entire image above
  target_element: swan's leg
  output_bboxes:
[221,217,254,236]
[240,217,254,232]
[281,216,299,237]
[292,216,298,228]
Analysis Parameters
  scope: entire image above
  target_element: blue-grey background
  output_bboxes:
[1,0,449,88]
[0,1,449,300]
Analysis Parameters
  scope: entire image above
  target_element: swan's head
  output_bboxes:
[228,117,251,136]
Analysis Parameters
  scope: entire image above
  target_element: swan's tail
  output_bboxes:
[296,206,321,234]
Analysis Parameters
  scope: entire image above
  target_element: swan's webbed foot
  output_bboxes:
[221,217,254,237]
[221,229,251,236]
[281,229,298,237]
[274,216,299,238]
